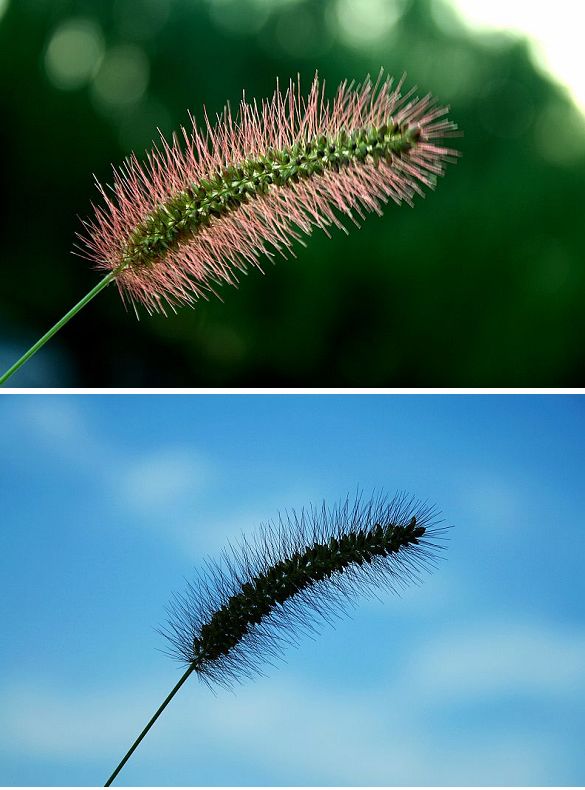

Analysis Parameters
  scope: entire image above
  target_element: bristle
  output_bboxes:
[78,71,459,315]
[160,491,449,688]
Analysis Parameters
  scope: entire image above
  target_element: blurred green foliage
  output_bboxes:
[0,0,584,385]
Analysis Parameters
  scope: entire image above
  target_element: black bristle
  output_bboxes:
[160,490,449,689]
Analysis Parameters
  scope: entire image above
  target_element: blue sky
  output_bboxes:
[0,394,584,786]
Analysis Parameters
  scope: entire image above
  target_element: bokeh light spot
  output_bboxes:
[91,45,149,110]
[331,0,407,47]
[0,0,10,24]
[429,0,465,35]
[44,18,104,91]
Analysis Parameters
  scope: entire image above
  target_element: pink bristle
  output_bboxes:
[78,71,459,315]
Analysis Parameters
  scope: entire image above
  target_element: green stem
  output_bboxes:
[104,665,195,787]
[0,270,117,386]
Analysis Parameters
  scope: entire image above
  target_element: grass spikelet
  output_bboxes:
[104,489,449,785]
[162,490,447,688]
[0,70,459,386]
[81,71,459,315]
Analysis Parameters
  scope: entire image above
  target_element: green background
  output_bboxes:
[1,0,583,385]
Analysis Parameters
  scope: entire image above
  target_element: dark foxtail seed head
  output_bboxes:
[161,491,449,688]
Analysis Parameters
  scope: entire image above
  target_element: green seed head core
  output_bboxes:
[120,122,418,272]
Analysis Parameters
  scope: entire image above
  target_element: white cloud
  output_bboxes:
[359,562,458,616]
[0,680,153,759]
[0,672,440,782]
[169,480,325,559]
[2,618,580,784]
[13,398,95,457]
[456,469,525,532]
[116,447,211,512]
[411,620,585,701]
[5,397,216,537]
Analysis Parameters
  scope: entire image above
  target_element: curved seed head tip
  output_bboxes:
[79,71,460,315]
[160,490,450,688]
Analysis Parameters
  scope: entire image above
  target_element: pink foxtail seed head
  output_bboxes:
[79,70,459,315]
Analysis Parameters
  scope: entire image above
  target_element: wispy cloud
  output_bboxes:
[0,681,149,760]
[115,446,210,513]
[4,397,216,542]
[457,469,526,532]
[411,620,585,700]
[1,616,580,784]
[2,397,317,563]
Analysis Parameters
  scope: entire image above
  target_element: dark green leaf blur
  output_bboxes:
[1,0,583,385]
